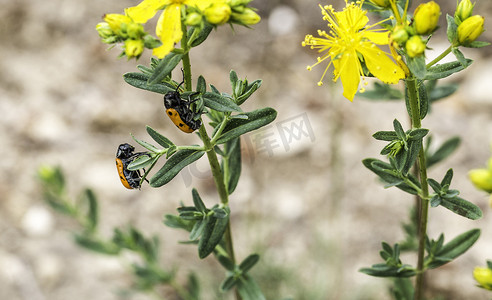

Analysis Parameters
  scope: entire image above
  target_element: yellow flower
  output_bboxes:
[125,39,145,59]
[413,1,440,35]
[474,266,492,290]
[368,0,391,8]
[469,160,492,193]
[457,15,485,45]
[455,0,475,23]
[302,1,405,101]
[126,0,214,58]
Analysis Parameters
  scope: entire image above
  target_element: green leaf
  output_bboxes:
[236,274,266,300]
[427,178,442,193]
[220,275,237,291]
[452,47,468,67]
[215,108,277,144]
[189,219,206,241]
[425,59,473,80]
[217,254,235,271]
[196,75,206,94]
[222,138,242,194]
[408,129,429,140]
[239,254,260,273]
[192,188,206,212]
[426,136,461,168]
[407,55,426,79]
[146,126,175,148]
[402,139,422,175]
[198,210,230,259]
[391,278,414,300]
[81,188,98,232]
[446,14,458,44]
[229,70,238,88]
[373,131,398,141]
[426,229,481,269]
[127,154,152,171]
[123,72,175,94]
[393,119,405,140]
[359,264,416,278]
[163,214,194,232]
[439,196,483,220]
[189,23,213,47]
[357,82,404,100]
[466,41,491,48]
[150,149,205,187]
[132,134,160,153]
[148,53,183,85]
[73,234,120,255]
[418,81,429,120]
[203,92,242,112]
[441,168,453,187]
[236,80,262,106]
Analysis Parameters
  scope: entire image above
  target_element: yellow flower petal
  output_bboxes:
[334,51,361,102]
[359,43,405,84]
[126,0,169,23]
[153,4,182,58]
[364,31,390,45]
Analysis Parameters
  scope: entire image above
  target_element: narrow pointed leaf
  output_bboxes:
[192,188,206,212]
[150,149,205,187]
[146,126,174,148]
[439,196,482,220]
[425,60,473,80]
[237,274,266,300]
[123,72,175,94]
[198,207,230,259]
[216,108,277,144]
[373,131,398,141]
[427,229,480,269]
[203,92,242,112]
[239,254,260,273]
[148,53,183,85]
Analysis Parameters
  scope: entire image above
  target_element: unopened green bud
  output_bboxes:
[96,22,113,39]
[455,0,475,23]
[127,22,144,39]
[405,35,426,57]
[391,26,409,44]
[413,1,441,35]
[125,39,144,59]
[204,3,231,25]
[457,15,484,45]
[369,0,391,8]
[231,8,261,26]
[185,12,203,26]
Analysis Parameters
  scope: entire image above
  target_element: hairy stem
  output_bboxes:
[406,78,430,300]
[180,22,239,299]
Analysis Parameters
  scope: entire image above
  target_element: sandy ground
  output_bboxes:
[1,0,492,299]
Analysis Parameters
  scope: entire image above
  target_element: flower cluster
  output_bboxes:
[96,13,161,59]
[301,1,405,101]
[97,0,261,59]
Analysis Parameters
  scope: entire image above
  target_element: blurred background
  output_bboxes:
[1,0,492,299]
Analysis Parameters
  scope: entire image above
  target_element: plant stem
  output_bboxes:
[406,78,430,300]
[181,21,239,300]
[426,45,452,68]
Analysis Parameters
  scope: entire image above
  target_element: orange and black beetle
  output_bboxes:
[164,82,202,133]
[115,143,148,189]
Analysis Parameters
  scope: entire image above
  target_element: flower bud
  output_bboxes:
[126,22,144,40]
[457,15,484,45]
[413,1,441,35]
[204,3,231,25]
[125,39,144,59]
[96,22,113,39]
[104,13,132,36]
[469,168,492,193]
[474,267,492,290]
[231,8,261,25]
[405,35,426,57]
[391,26,409,44]
[368,0,391,8]
[455,0,475,23]
[185,12,203,26]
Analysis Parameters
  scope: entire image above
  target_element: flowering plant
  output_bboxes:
[303,0,488,298]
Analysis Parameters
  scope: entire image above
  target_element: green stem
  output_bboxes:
[426,45,452,68]
[180,20,239,300]
[406,78,430,300]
